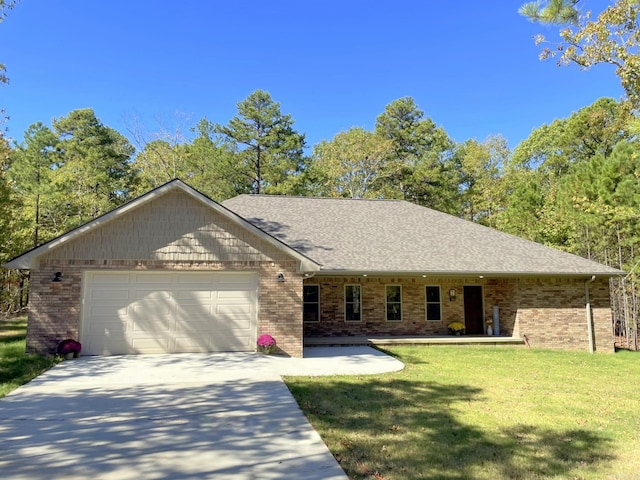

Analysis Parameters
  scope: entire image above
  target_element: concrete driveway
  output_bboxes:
[0,346,403,479]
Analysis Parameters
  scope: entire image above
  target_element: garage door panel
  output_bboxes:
[216,288,253,297]
[133,290,171,301]
[82,271,258,355]
[175,273,218,284]
[90,272,131,285]
[174,319,209,333]
[89,289,131,302]
[130,337,171,354]
[89,331,130,356]
[133,273,172,284]
[89,304,129,317]
[131,320,172,333]
[178,305,214,317]
[176,290,214,300]
[82,322,131,338]
[132,301,172,316]
[216,303,252,316]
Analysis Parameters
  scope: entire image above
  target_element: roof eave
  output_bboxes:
[312,269,624,278]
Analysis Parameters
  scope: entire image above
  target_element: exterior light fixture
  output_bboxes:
[53,272,63,282]
[449,289,456,301]
[277,273,285,283]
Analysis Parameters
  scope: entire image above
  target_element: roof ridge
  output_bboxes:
[227,194,407,203]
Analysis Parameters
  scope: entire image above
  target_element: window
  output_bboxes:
[426,286,441,321]
[345,285,362,322]
[303,285,320,323]
[386,285,402,322]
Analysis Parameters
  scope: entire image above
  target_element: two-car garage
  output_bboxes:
[81,271,258,356]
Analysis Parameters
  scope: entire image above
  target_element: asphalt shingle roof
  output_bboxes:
[222,195,622,276]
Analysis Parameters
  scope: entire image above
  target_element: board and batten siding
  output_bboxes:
[43,190,290,263]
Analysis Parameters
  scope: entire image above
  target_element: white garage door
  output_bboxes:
[81,271,258,355]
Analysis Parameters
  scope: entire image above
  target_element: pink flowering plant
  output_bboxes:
[257,334,277,354]
[57,339,82,357]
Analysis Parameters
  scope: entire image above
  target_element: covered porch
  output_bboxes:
[305,334,525,348]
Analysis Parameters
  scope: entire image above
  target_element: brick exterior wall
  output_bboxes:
[28,259,303,357]
[513,277,613,352]
[303,275,615,353]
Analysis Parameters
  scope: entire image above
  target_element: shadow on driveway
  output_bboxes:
[0,353,352,479]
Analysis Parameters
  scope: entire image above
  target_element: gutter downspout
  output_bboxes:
[585,275,596,354]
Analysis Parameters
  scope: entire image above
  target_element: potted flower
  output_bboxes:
[257,334,277,354]
[57,339,82,359]
[447,322,466,336]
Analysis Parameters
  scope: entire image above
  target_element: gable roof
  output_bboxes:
[222,195,623,277]
[4,180,321,272]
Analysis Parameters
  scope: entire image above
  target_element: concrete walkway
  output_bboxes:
[0,347,403,479]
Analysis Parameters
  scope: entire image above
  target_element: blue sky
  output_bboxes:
[1,0,623,152]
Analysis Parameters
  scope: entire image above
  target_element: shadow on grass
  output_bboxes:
[287,378,614,479]
[0,333,26,344]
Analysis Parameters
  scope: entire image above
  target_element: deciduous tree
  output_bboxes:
[520,0,640,107]
[311,127,393,198]
[453,136,508,224]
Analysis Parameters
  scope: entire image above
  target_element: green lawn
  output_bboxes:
[286,346,640,480]
[0,317,60,398]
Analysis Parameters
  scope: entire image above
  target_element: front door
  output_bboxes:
[463,286,484,335]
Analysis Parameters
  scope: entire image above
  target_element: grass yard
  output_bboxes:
[0,317,60,397]
[286,346,640,480]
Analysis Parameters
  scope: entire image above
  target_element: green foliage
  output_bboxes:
[52,109,137,224]
[215,90,307,194]
[4,109,137,259]
[7,122,58,248]
[453,135,508,224]
[0,317,60,398]
[519,0,580,24]
[310,97,458,208]
[0,137,12,260]
[520,0,640,108]
[498,98,634,252]
[311,127,394,198]
[375,97,457,212]
[557,139,640,266]
[511,98,631,175]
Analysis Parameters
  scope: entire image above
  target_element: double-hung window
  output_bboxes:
[345,285,362,322]
[303,285,320,323]
[386,285,402,322]
[426,286,442,321]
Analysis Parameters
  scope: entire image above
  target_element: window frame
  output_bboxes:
[344,284,362,323]
[385,284,403,322]
[303,284,320,323]
[425,285,442,321]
